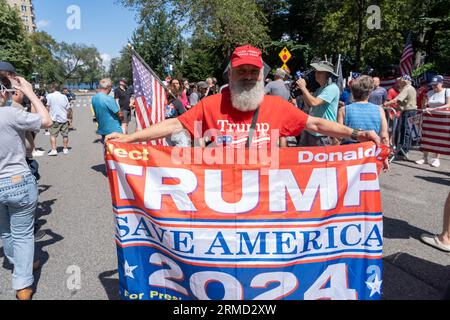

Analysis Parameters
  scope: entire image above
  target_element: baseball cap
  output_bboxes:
[119,78,127,84]
[197,81,208,89]
[430,75,444,85]
[275,68,286,78]
[400,74,412,82]
[0,61,16,74]
[310,61,338,77]
[231,45,263,69]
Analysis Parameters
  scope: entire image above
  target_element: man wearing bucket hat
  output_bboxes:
[384,74,418,158]
[384,74,417,111]
[107,45,381,148]
[296,60,341,146]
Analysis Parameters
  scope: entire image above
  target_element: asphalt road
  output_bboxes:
[0,93,449,300]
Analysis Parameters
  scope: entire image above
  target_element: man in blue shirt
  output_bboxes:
[91,78,123,143]
[296,61,340,146]
[368,77,387,106]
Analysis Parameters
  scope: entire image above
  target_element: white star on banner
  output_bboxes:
[366,274,382,297]
[124,260,138,279]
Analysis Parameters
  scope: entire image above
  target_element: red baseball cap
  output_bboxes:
[231,45,263,69]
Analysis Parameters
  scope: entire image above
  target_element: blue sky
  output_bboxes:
[33,0,138,68]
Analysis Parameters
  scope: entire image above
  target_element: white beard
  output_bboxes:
[229,78,265,112]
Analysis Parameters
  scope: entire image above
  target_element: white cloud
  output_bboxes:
[36,20,51,29]
[101,53,113,70]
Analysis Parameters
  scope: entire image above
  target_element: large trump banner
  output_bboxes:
[105,142,388,300]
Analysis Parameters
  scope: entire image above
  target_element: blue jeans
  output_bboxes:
[0,174,38,290]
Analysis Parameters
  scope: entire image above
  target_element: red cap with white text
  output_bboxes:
[231,45,263,69]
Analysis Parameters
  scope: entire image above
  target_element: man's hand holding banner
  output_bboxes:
[105,142,389,300]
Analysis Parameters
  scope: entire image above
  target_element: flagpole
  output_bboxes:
[127,43,177,100]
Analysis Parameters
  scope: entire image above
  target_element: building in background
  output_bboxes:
[6,0,36,33]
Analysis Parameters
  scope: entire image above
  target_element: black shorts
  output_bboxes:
[121,109,131,124]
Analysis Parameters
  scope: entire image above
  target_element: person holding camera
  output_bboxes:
[296,61,340,146]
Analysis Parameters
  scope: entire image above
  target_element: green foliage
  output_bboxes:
[0,0,33,76]
[109,47,133,84]
[121,0,270,80]
[54,42,104,87]
[131,9,184,78]
[121,0,450,80]
[30,32,65,83]
[412,62,435,78]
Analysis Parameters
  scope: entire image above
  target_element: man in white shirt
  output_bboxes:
[46,83,70,156]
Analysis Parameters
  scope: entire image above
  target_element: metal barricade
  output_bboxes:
[384,108,422,162]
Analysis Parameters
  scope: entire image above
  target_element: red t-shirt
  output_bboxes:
[387,88,399,109]
[178,92,309,148]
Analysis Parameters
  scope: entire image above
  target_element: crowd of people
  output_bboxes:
[0,43,449,300]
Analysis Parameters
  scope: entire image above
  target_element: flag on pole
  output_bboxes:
[132,53,167,145]
[399,32,414,77]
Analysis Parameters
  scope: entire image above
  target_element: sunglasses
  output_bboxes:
[0,83,16,95]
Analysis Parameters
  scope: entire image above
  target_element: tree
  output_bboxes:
[131,9,184,78]
[0,0,32,75]
[121,0,270,78]
[179,27,222,82]
[109,47,133,85]
[30,31,65,84]
[55,43,104,88]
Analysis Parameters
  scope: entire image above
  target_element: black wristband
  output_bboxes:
[351,129,360,141]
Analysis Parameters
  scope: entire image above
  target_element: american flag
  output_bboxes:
[399,32,414,77]
[132,54,167,145]
[380,78,397,90]
[420,109,450,155]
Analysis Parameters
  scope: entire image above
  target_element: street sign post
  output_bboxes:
[279,47,292,73]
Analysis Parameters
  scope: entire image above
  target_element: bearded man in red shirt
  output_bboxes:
[106,45,380,147]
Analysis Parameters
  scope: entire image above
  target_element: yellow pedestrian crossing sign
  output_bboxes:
[279,47,292,63]
[281,64,290,73]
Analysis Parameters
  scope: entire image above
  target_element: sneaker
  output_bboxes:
[63,148,69,155]
[48,149,58,156]
[44,131,50,136]
[415,158,427,165]
[420,233,450,252]
[32,150,45,157]
[430,158,440,168]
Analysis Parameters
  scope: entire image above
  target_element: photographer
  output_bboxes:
[296,61,340,146]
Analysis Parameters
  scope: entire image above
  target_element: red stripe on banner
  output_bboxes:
[422,113,450,119]
[422,134,450,142]
[422,127,450,134]
[422,120,450,126]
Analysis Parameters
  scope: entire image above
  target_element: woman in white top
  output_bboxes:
[415,75,450,168]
